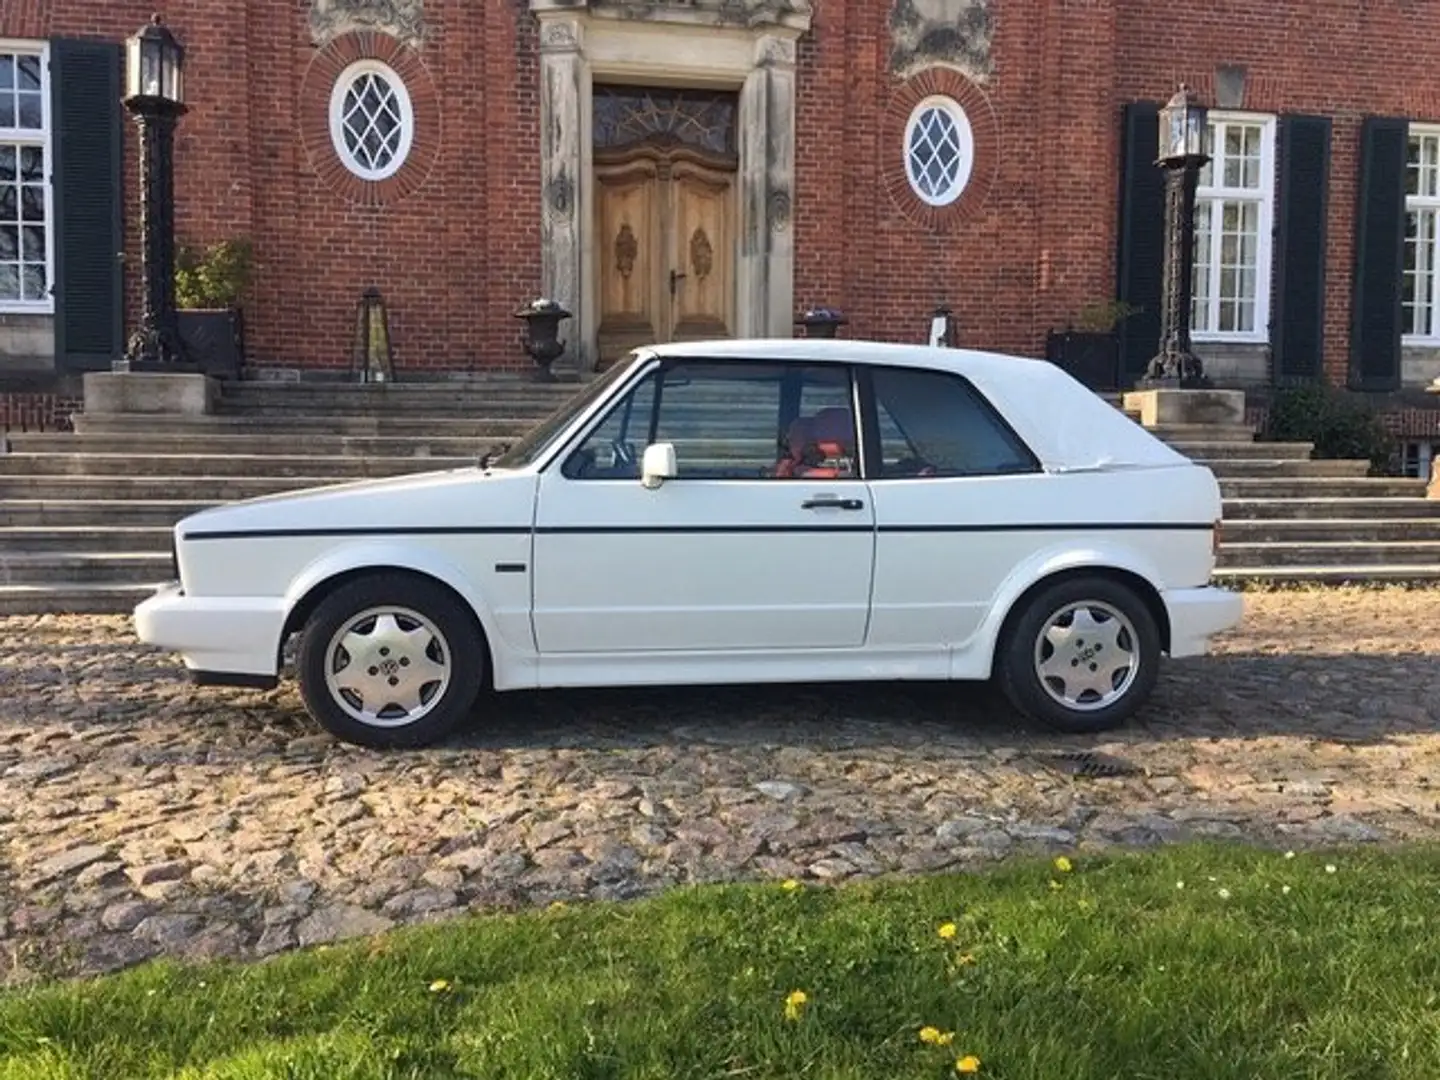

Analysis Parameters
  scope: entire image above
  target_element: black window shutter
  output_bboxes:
[1272,115,1332,383]
[1115,102,1164,382]
[1349,116,1409,391]
[50,38,124,372]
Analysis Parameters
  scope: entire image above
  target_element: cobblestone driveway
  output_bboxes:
[3,588,1439,984]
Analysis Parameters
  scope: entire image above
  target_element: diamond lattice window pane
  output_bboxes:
[334,68,411,178]
[905,102,969,206]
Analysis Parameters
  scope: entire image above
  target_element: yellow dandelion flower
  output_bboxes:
[937,1031,955,1046]
[1054,855,1073,873]
[428,979,451,993]
[955,1053,982,1073]
[919,1026,942,1044]
[1048,879,1064,891]
[781,879,802,892]
[937,922,958,940]
[783,989,808,1021]
[548,900,567,911]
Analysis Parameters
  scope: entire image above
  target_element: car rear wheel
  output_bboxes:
[295,573,485,749]
[996,575,1161,734]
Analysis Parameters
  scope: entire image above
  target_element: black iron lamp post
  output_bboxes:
[796,306,846,338]
[118,13,188,372]
[515,298,572,380]
[1143,84,1211,388]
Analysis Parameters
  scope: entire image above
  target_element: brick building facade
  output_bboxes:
[3,0,1440,459]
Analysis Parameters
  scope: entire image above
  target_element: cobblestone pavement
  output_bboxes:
[3,588,1440,984]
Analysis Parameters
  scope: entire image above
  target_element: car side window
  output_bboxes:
[560,371,659,480]
[653,361,859,480]
[870,367,1038,478]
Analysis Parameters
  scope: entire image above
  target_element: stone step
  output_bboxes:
[71,415,542,438]
[1217,477,1425,500]
[0,582,157,616]
[1221,497,1440,520]
[0,499,214,527]
[0,476,340,501]
[3,433,494,458]
[1215,540,1440,568]
[0,525,175,552]
[1221,518,1440,543]
[0,551,171,585]
[1198,458,1372,479]
[1213,564,1440,584]
[1136,423,1258,442]
[0,453,474,478]
[1166,440,1313,460]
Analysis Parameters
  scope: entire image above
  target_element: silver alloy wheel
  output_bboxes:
[1032,599,1140,712]
[322,606,452,728]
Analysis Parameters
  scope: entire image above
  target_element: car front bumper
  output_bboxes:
[134,582,288,687]
[1164,584,1244,658]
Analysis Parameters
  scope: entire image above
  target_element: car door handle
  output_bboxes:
[801,497,865,511]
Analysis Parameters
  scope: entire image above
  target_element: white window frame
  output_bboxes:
[1403,123,1440,345]
[1191,110,1276,345]
[903,95,975,208]
[328,59,415,182]
[0,39,53,315]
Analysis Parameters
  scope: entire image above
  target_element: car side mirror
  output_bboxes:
[641,442,678,489]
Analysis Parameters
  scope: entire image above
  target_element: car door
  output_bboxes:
[530,357,877,654]
[861,364,1045,650]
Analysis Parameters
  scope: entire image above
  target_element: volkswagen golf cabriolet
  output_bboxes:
[134,339,1243,747]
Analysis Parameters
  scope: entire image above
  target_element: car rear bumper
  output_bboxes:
[1164,584,1244,658]
[134,582,287,682]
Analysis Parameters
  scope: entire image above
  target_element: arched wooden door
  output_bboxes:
[593,85,739,368]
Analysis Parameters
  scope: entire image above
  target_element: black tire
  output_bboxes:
[996,575,1161,734]
[295,572,486,749]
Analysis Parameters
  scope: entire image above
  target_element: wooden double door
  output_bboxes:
[595,150,737,368]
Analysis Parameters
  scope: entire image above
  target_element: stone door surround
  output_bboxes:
[530,0,813,373]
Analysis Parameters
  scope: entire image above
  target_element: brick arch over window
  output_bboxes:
[882,66,999,231]
[298,32,440,206]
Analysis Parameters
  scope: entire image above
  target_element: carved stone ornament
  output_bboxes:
[767,187,792,232]
[540,20,579,49]
[888,0,993,81]
[584,0,813,30]
[689,227,714,279]
[547,173,574,214]
[309,0,427,49]
[615,223,638,278]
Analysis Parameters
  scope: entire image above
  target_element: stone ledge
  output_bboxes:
[82,372,218,417]
[1122,388,1247,429]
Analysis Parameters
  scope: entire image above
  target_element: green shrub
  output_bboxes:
[1261,382,1395,473]
[175,237,254,310]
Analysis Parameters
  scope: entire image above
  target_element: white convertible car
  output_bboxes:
[135,339,1243,748]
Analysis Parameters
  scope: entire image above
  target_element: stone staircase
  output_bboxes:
[0,378,1436,615]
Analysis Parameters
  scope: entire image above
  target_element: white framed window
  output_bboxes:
[1190,112,1276,342]
[1404,126,1440,343]
[903,95,974,208]
[328,59,414,182]
[0,40,52,314]
[1400,439,1436,479]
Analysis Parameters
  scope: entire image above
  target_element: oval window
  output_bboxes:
[329,59,415,181]
[903,96,975,207]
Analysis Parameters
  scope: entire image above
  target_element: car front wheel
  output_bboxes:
[295,573,485,749]
[996,576,1161,734]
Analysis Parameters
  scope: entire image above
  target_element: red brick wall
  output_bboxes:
[5,0,1438,383]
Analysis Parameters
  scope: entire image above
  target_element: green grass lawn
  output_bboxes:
[4,842,1440,1079]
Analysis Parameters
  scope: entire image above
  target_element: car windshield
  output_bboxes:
[489,352,643,470]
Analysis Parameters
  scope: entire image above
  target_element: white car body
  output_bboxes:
[135,339,1243,743]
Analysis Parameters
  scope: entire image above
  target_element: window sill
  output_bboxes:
[0,304,55,318]
[1401,337,1440,349]
[1192,333,1269,347]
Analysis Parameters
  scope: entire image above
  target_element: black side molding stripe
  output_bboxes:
[183,522,1216,541]
[182,525,532,541]
[495,563,527,573]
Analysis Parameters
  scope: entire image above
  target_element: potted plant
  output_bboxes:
[175,237,253,379]
[1045,299,1139,392]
